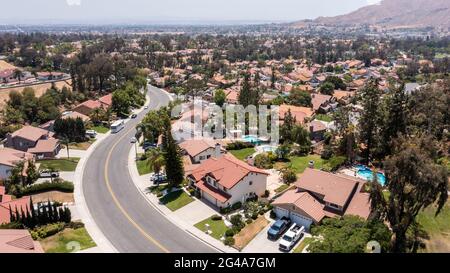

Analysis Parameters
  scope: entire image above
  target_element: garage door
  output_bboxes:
[202,191,217,206]
[291,212,313,231]
[274,207,289,219]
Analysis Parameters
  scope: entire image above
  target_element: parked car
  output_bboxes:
[39,170,60,178]
[267,217,291,240]
[144,106,149,110]
[143,142,157,150]
[279,224,305,252]
[130,137,137,143]
[131,114,137,119]
[150,173,167,184]
[86,130,97,138]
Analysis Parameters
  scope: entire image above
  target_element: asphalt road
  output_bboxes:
[83,85,216,253]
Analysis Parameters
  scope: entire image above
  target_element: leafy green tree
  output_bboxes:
[25,160,39,186]
[292,125,311,155]
[369,137,448,253]
[320,82,335,95]
[214,89,226,107]
[280,167,297,184]
[147,149,165,175]
[309,216,391,253]
[280,109,296,143]
[288,90,312,107]
[112,89,131,117]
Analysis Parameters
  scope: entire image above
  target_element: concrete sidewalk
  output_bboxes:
[127,146,238,253]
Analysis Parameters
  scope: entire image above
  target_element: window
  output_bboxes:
[249,181,253,186]
[206,155,211,159]
[329,203,339,209]
[199,156,205,160]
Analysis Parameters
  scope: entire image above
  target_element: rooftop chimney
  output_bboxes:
[214,143,222,158]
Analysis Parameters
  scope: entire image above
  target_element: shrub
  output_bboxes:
[246,219,253,224]
[187,188,196,196]
[220,206,231,214]
[225,229,235,237]
[17,181,74,197]
[230,214,245,229]
[65,221,85,230]
[224,237,235,246]
[254,153,273,169]
[226,141,255,151]
[321,147,333,160]
[31,222,65,240]
[251,213,258,220]
[269,210,277,219]
[211,215,222,221]
[231,202,242,211]
[280,167,297,184]
[262,190,270,198]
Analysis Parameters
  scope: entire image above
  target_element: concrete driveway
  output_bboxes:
[242,222,284,253]
[172,199,217,226]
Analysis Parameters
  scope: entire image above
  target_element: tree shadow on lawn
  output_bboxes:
[159,189,183,205]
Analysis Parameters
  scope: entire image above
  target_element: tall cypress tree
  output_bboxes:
[162,119,184,189]
[9,205,15,223]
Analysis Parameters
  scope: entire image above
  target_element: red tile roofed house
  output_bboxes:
[311,93,334,113]
[5,126,61,159]
[0,186,31,225]
[187,154,268,209]
[279,104,314,125]
[272,168,371,230]
[98,93,113,107]
[0,229,43,253]
[72,99,106,116]
[179,139,225,164]
[0,148,34,180]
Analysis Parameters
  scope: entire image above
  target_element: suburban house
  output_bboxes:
[308,120,327,142]
[0,230,43,253]
[72,93,112,116]
[279,104,314,125]
[0,148,34,180]
[179,139,225,165]
[188,154,268,209]
[5,126,61,158]
[0,186,31,225]
[39,111,90,132]
[272,168,371,230]
[311,93,336,113]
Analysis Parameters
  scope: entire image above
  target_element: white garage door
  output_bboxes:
[202,191,217,206]
[291,212,313,231]
[274,207,290,219]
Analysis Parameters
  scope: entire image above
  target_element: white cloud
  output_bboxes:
[66,0,81,6]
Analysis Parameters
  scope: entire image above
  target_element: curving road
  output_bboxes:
[82,85,216,253]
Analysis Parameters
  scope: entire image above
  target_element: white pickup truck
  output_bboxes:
[279,224,305,252]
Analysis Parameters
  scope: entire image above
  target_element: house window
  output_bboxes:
[249,181,253,186]
[206,155,211,159]
[199,156,205,160]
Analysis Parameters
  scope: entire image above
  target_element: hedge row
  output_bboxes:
[17,181,74,197]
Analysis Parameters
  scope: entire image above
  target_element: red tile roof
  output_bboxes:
[273,190,326,223]
[190,154,268,189]
[0,230,44,253]
[10,126,52,142]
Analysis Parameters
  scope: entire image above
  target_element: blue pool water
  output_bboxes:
[356,165,386,186]
[261,145,277,153]
[242,135,260,144]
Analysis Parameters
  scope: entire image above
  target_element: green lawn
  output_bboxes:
[230,148,256,161]
[293,237,314,253]
[159,190,194,211]
[136,157,152,175]
[277,155,327,174]
[315,114,333,122]
[40,228,96,253]
[416,201,450,252]
[38,158,80,172]
[91,125,110,134]
[275,184,290,193]
[195,216,228,240]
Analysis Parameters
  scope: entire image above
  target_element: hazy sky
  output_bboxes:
[1,0,381,24]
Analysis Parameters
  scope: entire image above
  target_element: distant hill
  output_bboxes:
[292,0,450,29]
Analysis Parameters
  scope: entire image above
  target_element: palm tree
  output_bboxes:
[147,149,164,175]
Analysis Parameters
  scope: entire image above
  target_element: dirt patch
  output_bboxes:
[423,234,450,253]
[234,216,270,250]
[0,80,72,109]
[27,191,74,204]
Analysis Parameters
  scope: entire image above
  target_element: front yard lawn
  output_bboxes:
[159,190,194,211]
[195,216,228,240]
[91,125,110,134]
[275,155,327,174]
[38,158,80,172]
[136,157,152,175]
[67,139,95,150]
[315,114,333,122]
[230,148,256,161]
[274,184,290,194]
[293,237,313,253]
[234,216,270,250]
[40,227,96,253]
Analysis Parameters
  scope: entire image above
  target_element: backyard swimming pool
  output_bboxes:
[260,145,277,153]
[356,165,386,186]
[242,135,260,144]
